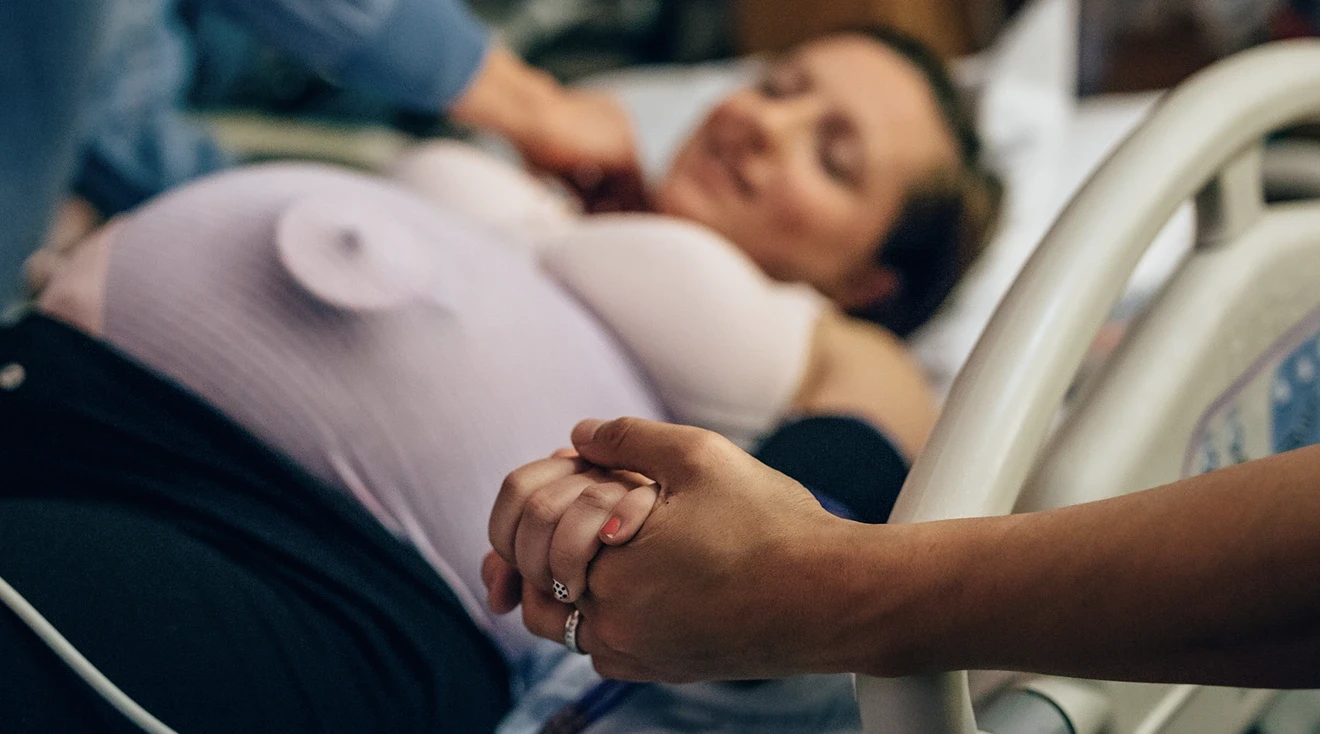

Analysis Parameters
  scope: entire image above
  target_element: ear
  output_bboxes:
[835,266,900,311]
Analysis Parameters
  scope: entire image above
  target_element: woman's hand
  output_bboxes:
[492,417,859,682]
[483,447,656,640]
[488,451,655,603]
[449,46,645,213]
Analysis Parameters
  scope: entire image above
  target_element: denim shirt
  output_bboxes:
[74,0,489,214]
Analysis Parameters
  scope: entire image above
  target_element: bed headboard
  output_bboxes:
[858,38,1320,734]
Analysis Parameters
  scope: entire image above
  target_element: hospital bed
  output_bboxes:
[859,37,1320,734]
[193,5,1320,730]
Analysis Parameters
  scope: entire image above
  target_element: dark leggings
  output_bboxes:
[0,316,510,733]
[0,499,404,733]
[0,317,910,732]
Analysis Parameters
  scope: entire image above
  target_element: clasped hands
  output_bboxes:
[484,417,856,682]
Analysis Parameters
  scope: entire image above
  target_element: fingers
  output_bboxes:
[572,417,728,486]
[490,455,582,563]
[514,472,616,592]
[547,479,645,602]
[520,579,568,640]
[520,581,597,656]
[570,167,648,214]
[23,250,58,296]
[598,483,659,546]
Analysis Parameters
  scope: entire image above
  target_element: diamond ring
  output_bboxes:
[563,608,585,655]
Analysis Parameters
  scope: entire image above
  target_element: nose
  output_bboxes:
[716,91,817,158]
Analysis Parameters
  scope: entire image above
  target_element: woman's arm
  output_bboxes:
[792,309,938,458]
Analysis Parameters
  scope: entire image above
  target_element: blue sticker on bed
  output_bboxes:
[1185,307,1320,477]
[1272,331,1320,454]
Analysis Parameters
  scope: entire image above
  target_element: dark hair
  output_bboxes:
[839,26,1005,338]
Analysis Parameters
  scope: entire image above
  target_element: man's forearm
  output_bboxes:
[837,444,1320,686]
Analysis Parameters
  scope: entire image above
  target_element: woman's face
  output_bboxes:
[654,34,958,309]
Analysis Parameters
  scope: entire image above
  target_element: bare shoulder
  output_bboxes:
[792,309,938,458]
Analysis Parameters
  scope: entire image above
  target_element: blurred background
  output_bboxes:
[183,0,1320,134]
[172,0,1320,399]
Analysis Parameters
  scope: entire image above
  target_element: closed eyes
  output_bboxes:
[819,114,863,187]
[758,63,810,98]
[758,61,865,188]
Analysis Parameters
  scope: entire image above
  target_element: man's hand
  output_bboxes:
[449,47,645,213]
[495,417,857,682]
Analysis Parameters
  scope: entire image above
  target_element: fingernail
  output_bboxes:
[553,579,570,602]
[600,516,622,539]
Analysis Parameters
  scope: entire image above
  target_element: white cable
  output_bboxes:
[0,574,177,734]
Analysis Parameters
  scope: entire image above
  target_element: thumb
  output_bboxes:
[571,417,719,486]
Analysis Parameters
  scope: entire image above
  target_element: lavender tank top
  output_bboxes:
[101,164,665,660]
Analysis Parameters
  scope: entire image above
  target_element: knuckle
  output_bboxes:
[525,492,563,527]
[499,468,530,499]
[690,429,731,459]
[576,483,620,511]
[673,431,725,474]
[547,543,582,575]
[599,417,638,452]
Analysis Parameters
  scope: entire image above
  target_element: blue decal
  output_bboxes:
[1199,433,1221,475]
[1272,332,1320,454]
[1227,407,1249,465]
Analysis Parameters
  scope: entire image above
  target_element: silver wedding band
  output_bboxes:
[563,608,585,655]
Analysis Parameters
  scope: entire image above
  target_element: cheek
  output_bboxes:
[762,166,853,239]
[757,177,857,270]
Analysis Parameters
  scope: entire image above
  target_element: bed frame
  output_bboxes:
[857,39,1320,734]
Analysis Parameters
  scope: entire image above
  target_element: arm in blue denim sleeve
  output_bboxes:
[0,0,109,315]
[209,0,491,113]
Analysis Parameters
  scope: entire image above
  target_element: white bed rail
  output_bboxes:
[858,40,1320,734]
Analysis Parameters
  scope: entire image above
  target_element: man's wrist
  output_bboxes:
[795,518,995,679]
[780,518,900,674]
[449,46,561,150]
